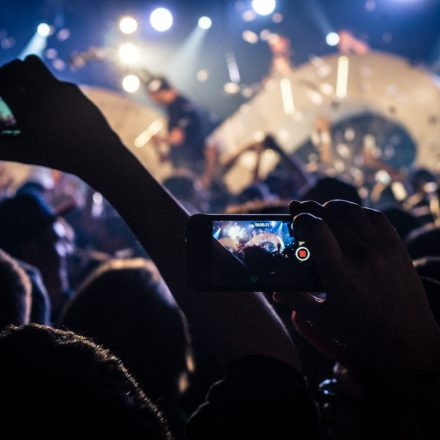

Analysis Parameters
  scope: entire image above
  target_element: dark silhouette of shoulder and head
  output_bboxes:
[0,192,73,320]
[60,258,192,403]
[406,226,440,259]
[301,177,362,206]
[0,249,31,328]
[0,324,171,438]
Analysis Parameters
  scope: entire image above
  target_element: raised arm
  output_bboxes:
[0,56,299,370]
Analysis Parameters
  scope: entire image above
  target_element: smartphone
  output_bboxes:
[186,214,322,292]
[0,97,21,137]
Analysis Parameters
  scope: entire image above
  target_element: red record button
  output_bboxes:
[295,246,310,262]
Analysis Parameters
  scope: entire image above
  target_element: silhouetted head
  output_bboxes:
[146,77,177,105]
[415,256,440,284]
[0,192,72,316]
[60,258,192,402]
[163,170,209,213]
[0,249,31,328]
[381,206,422,240]
[0,324,171,438]
[226,200,289,215]
[301,177,362,206]
[406,226,440,259]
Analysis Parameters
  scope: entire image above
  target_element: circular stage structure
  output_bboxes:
[209,51,440,193]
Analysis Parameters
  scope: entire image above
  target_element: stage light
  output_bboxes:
[37,23,51,37]
[198,16,212,30]
[251,0,276,16]
[326,32,340,46]
[150,7,173,32]
[336,55,349,99]
[118,43,140,65]
[242,30,259,44]
[119,16,138,34]
[224,82,240,94]
[122,74,140,93]
[196,69,209,82]
[280,78,295,116]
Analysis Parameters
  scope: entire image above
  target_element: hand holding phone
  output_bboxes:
[186,214,322,292]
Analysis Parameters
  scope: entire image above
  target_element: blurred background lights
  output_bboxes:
[196,69,209,82]
[242,10,257,21]
[224,82,240,94]
[37,23,51,37]
[251,0,277,16]
[326,32,340,46]
[122,74,140,93]
[119,16,138,34]
[56,28,70,41]
[150,7,173,32]
[242,30,259,44]
[118,42,140,65]
[198,16,212,30]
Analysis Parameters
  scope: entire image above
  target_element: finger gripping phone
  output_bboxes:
[186,214,322,292]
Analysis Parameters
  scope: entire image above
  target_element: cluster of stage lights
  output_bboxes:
[116,1,340,93]
[118,10,213,35]
[118,8,213,93]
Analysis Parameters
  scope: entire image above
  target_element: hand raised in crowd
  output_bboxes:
[275,200,440,387]
[0,55,121,177]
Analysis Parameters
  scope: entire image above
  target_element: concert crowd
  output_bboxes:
[0,51,439,439]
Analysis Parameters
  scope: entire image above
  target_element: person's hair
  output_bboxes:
[226,200,289,214]
[60,258,192,401]
[0,249,31,328]
[301,177,362,206]
[406,225,440,259]
[381,206,422,240]
[0,324,171,438]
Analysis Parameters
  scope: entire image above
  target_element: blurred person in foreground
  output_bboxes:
[0,191,73,322]
[0,324,171,438]
[61,258,192,436]
[0,248,31,328]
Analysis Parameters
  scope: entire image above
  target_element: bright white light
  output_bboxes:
[280,78,295,116]
[150,7,173,32]
[242,30,259,44]
[119,16,138,34]
[122,74,140,93]
[336,55,349,99]
[227,225,245,241]
[37,23,51,37]
[118,43,140,65]
[251,0,276,16]
[196,69,209,82]
[326,32,340,46]
[198,16,212,30]
[224,82,240,94]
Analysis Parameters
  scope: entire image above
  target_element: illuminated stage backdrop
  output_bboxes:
[209,52,440,193]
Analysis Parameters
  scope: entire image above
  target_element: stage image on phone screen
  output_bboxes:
[212,219,314,289]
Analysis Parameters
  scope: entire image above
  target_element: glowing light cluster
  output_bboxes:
[150,7,173,32]
[119,16,138,34]
[251,0,277,16]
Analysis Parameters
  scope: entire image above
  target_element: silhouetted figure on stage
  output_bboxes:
[146,77,209,174]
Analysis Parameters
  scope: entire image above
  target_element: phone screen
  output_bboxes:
[0,97,20,136]
[212,218,318,291]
